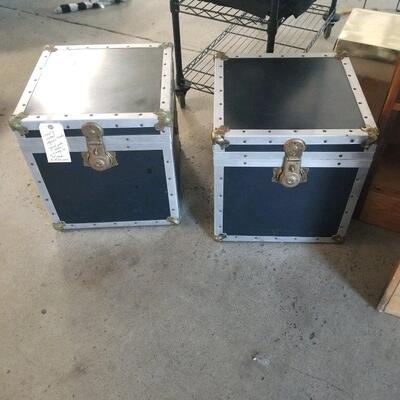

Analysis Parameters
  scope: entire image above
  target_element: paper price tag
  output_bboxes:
[39,123,71,163]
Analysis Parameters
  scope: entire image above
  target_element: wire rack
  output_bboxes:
[181,2,335,94]
[179,0,268,27]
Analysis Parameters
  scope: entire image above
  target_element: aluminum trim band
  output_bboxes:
[222,236,338,243]
[341,57,376,131]
[160,45,174,118]
[214,159,372,168]
[19,135,171,153]
[19,113,159,131]
[231,52,336,59]
[63,220,172,230]
[336,168,369,237]
[54,43,163,50]
[214,57,225,129]
[13,49,52,117]
[25,153,61,225]
[214,152,374,161]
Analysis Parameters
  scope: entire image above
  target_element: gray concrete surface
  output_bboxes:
[1,1,400,399]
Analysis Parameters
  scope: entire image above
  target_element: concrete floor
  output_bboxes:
[1,1,400,399]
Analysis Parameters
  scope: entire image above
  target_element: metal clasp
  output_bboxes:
[81,122,118,172]
[272,139,308,188]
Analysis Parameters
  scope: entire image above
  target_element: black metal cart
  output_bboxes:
[170,0,339,107]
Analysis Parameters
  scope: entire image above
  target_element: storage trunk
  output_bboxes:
[212,53,377,243]
[10,43,180,230]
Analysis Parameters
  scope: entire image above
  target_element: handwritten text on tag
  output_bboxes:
[39,123,71,163]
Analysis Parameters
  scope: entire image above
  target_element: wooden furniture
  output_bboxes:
[359,60,400,232]
[335,9,400,232]
[378,261,400,318]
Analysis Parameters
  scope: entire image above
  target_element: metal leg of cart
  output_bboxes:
[323,0,339,39]
[170,0,191,108]
[266,0,280,53]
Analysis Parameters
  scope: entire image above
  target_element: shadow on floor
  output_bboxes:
[179,149,213,238]
[316,221,400,307]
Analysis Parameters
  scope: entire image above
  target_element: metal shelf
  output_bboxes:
[179,0,268,28]
[179,1,331,29]
[183,3,335,94]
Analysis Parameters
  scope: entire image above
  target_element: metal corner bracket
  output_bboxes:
[53,221,66,231]
[361,126,379,149]
[214,233,227,242]
[161,42,173,50]
[215,51,229,60]
[167,217,180,225]
[335,50,348,60]
[43,45,58,53]
[332,234,345,244]
[211,126,230,149]
[9,112,29,135]
[155,110,172,131]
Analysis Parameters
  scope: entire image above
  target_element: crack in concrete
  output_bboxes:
[0,4,199,54]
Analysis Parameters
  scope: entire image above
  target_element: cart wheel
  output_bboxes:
[177,94,186,109]
[324,24,333,39]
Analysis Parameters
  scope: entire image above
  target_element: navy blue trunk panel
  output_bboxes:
[223,58,364,130]
[223,167,358,237]
[34,151,170,224]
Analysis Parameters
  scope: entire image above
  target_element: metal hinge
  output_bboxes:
[272,139,308,188]
[211,126,230,149]
[81,122,118,172]
[53,221,66,231]
[335,50,348,60]
[215,51,229,60]
[214,233,227,242]
[361,126,379,149]
[9,112,29,135]
[167,216,180,225]
[161,42,173,50]
[155,110,172,131]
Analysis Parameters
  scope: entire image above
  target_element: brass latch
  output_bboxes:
[81,122,118,172]
[272,139,308,188]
